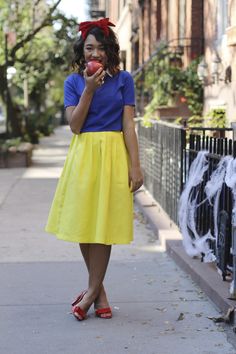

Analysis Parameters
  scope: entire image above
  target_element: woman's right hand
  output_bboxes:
[84,67,106,92]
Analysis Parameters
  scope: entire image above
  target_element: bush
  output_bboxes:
[0,137,22,152]
[134,46,203,119]
[205,108,227,128]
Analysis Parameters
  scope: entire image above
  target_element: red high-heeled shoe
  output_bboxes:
[71,290,87,321]
[95,307,112,319]
[72,305,87,321]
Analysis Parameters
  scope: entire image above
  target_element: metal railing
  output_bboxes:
[188,129,235,280]
[137,122,236,290]
[137,119,186,224]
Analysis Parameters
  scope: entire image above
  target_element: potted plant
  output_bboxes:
[0,137,33,168]
[134,47,203,122]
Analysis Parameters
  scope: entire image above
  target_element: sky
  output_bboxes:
[57,0,88,21]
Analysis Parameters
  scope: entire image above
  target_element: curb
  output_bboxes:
[134,188,236,318]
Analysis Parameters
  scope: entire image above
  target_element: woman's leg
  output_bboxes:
[87,243,111,296]
[79,243,90,270]
[75,243,111,318]
[79,244,110,308]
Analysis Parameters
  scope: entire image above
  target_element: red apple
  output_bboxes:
[86,60,104,76]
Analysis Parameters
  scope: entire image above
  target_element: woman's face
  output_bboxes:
[83,34,107,68]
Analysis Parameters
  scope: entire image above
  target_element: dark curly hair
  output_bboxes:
[72,26,120,75]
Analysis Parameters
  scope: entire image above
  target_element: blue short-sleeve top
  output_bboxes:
[64,70,135,132]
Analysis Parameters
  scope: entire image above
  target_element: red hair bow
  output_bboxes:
[78,18,115,40]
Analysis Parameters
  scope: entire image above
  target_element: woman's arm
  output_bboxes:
[122,105,143,192]
[66,68,105,134]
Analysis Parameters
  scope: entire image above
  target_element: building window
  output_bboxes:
[228,1,236,27]
[134,41,139,70]
[179,0,186,44]
[148,0,151,54]
[217,0,229,41]
[168,0,176,40]
[156,0,161,40]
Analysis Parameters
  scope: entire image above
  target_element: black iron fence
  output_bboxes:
[137,122,236,284]
[188,129,235,279]
[137,120,186,224]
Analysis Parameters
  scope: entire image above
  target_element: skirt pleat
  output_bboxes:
[45,131,133,244]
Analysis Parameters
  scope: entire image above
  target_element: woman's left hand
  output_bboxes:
[129,166,144,192]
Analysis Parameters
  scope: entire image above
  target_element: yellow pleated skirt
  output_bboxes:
[45,131,133,245]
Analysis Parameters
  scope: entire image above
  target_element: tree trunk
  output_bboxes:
[0,65,22,137]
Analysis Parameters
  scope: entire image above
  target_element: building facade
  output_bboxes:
[131,0,204,71]
[88,0,236,124]
[108,0,133,72]
[89,0,133,71]
[203,0,236,123]
[88,1,204,72]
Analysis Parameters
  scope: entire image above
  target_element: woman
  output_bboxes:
[45,18,143,321]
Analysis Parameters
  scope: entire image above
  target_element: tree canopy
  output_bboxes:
[0,0,78,141]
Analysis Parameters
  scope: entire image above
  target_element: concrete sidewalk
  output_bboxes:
[135,189,236,317]
[0,126,236,354]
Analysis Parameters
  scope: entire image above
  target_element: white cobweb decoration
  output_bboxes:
[225,158,236,191]
[179,150,235,263]
[205,156,233,246]
[178,151,216,261]
[224,158,236,294]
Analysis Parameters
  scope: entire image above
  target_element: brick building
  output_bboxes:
[202,0,236,123]
[130,0,204,118]
[87,1,236,123]
[131,0,204,71]
[88,1,204,71]
[89,0,133,71]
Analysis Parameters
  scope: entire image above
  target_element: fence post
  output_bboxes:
[232,122,236,142]
[230,122,236,298]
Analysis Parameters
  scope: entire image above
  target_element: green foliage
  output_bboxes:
[0,0,77,141]
[141,117,157,127]
[205,108,227,128]
[174,109,227,130]
[0,137,21,152]
[143,90,166,118]
[182,60,204,117]
[174,115,203,128]
[135,45,203,119]
[22,110,56,144]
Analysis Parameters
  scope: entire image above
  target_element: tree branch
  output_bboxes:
[10,0,62,62]
[34,0,43,7]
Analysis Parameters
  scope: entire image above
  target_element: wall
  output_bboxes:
[204,0,236,124]
[115,1,132,71]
